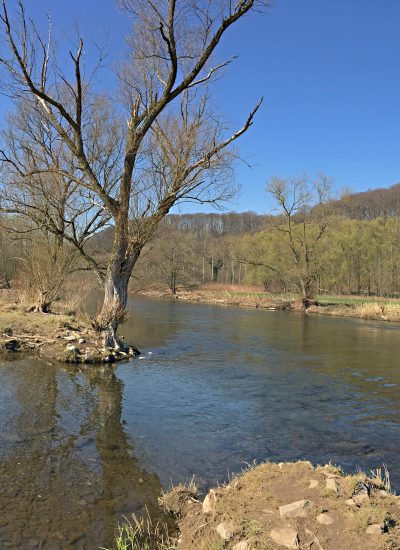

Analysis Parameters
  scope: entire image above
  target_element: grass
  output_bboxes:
[103,512,174,550]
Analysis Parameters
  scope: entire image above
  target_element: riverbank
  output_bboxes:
[0,290,136,363]
[113,461,400,550]
[139,287,400,322]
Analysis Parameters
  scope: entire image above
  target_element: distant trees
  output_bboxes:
[0,0,265,348]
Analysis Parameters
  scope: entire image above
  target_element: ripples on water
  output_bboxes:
[1,296,400,548]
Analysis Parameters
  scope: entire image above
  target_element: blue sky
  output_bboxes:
[1,0,399,214]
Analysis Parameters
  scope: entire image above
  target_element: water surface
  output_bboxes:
[1,296,400,548]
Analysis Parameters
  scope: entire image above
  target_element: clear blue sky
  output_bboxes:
[1,0,399,214]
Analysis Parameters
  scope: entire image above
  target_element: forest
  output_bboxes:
[2,180,400,304]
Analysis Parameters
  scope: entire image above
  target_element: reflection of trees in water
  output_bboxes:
[0,361,163,549]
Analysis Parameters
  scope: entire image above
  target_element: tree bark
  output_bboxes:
[98,234,141,349]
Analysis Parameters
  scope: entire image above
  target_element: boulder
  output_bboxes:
[279,499,315,519]
[270,527,300,549]
[317,512,334,525]
[345,498,357,507]
[216,521,239,541]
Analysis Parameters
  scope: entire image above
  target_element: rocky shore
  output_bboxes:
[158,461,400,550]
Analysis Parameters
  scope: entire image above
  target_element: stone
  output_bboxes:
[279,499,315,519]
[309,479,319,489]
[233,541,250,550]
[270,527,300,549]
[366,523,384,535]
[66,345,77,352]
[317,512,334,525]
[323,472,339,479]
[353,492,369,504]
[278,462,285,469]
[64,335,77,341]
[345,498,357,507]
[202,489,217,514]
[377,489,389,497]
[78,338,85,344]
[216,521,239,541]
[326,478,340,494]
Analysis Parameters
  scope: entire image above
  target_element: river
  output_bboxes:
[0,296,399,548]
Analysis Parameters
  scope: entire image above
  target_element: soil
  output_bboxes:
[0,290,137,363]
[162,461,400,550]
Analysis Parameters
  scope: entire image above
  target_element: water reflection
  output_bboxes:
[0,360,163,549]
[1,297,400,548]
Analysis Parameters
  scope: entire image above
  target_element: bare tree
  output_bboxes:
[0,0,265,349]
[16,230,78,313]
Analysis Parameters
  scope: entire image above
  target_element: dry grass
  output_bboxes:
[354,302,400,321]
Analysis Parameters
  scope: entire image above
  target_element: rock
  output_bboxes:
[377,489,389,497]
[304,529,324,550]
[64,335,77,341]
[202,489,217,514]
[353,492,369,504]
[233,541,250,550]
[309,479,319,489]
[279,499,315,519]
[270,527,300,549]
[326,478,340,494]
[216,521,239,541]
[317,512,334,525]
[323,472,339,479]
[366,523,384,535]
[345,498,357,507]
[78,338,85,344]
[278,462,285,470]
[66,345,77,352]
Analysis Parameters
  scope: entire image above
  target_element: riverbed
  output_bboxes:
[1,296,399,548]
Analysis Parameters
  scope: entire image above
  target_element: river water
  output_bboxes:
[1,296,400,548]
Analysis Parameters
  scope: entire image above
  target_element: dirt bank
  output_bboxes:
[0,290,137,363]
[161,461,400,550]
[139,288,400,323]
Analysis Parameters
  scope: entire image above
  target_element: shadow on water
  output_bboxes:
[1,295,400,548]
[0,360,164,549]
